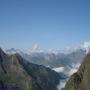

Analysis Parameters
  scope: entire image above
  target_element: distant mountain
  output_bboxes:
[5,41,90,54]
[5,42,90,68]
[5,48,86,68]
[0,48,63,90]
[62,53,90,90]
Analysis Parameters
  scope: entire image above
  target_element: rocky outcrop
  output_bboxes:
[62,53,90,90]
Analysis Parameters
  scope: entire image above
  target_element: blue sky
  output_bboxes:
[0,0,90,50]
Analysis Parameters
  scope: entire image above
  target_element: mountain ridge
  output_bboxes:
[5,41,90,55]
[0,48,62,90]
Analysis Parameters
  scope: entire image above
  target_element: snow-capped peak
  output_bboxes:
[5,41,90,55]
[29,42,90,54]
[30,44,44,53]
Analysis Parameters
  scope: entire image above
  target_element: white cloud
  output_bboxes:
[80,41,90,54]
[54,63,81,90]
[57,80,67,90]
[53,67,65,72]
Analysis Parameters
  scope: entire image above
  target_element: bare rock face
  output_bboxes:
[0,48,35,90]
[62,53,90,90]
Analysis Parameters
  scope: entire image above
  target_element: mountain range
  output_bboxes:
[5,42,90,75]
[6,42,90,68]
